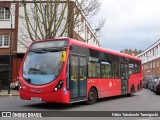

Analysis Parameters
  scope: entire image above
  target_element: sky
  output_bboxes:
[97,0,160,52]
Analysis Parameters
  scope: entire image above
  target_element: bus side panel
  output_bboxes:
[98,79,121,98]
[128,73,143,93]
[87,78,121,99]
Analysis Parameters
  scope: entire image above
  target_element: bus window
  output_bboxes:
[80,57,86,97]
[101,61,112,78]
[66,59,69,89]
[70,56,78,97]
[88,62,100,78]
[23,49,64,85]
[112,61,119,78]
[135,63,140,73]
[129,61,141,74]
[129,63,134,75]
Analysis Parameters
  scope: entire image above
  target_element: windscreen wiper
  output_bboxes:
[28,68,45,74]
[30,49,47,53]
[43,48,62,52]
[43,46,67,52]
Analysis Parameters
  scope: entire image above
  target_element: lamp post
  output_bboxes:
[86,28,100,44]
[5,7,12,94]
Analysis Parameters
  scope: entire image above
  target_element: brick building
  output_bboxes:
[137,39,160,78]
[120,49,143,56]
[0,2,20,89]
[0,0,100,89]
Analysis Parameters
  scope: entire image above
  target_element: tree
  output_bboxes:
[79,0,101,17]
[19,0,105,47]
[79,0,105,37]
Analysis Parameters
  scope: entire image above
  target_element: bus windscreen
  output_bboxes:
[22,40,68,85]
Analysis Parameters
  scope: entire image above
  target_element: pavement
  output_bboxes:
[0,90,19,96]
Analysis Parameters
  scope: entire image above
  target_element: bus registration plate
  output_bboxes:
[31,97,42,101]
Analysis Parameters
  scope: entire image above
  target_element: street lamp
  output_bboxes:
[5,7,12,94]
[85,28,100,45]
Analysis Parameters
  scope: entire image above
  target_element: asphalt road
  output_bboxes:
[0,89,160,111]
[0,89,160,120]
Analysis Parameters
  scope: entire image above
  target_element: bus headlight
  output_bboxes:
[54,80,64,92]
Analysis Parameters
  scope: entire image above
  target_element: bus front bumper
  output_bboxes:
[19,89,70,104]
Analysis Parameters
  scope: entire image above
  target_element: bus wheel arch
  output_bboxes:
[128,85,135,97]
[86,86,98,105]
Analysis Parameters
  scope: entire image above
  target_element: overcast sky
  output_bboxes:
[97,0,160,52]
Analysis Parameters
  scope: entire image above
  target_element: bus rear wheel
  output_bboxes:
[86,87,97,105]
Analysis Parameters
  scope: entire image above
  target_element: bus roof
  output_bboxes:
[34,38,141,61]
[68,38,141,61]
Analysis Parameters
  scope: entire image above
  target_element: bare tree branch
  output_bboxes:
[80,0,101,17]
[80,0,105,37]
[19,0,105,48]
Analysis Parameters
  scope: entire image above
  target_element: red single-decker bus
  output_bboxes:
[19,38,143,104]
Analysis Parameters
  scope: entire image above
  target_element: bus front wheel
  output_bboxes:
[86,87,98,105]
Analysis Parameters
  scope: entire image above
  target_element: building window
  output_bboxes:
[0,8,10,20]
[153,62,155,68]
[0,35,10,48]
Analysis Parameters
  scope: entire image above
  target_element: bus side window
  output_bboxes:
[101,61,112,78]
[129,63,134,75]
[112,61,119,78]
[66,60,69,89]
[135,64,140,73]
[88,62,100,78]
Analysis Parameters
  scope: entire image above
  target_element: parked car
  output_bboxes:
[148,77,158,91]
[153,78,160,95]
[148,78,154,90]
[150,77,158,91]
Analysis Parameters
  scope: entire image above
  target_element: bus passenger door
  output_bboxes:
[70,55,87,102]
[120,63,129,95]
